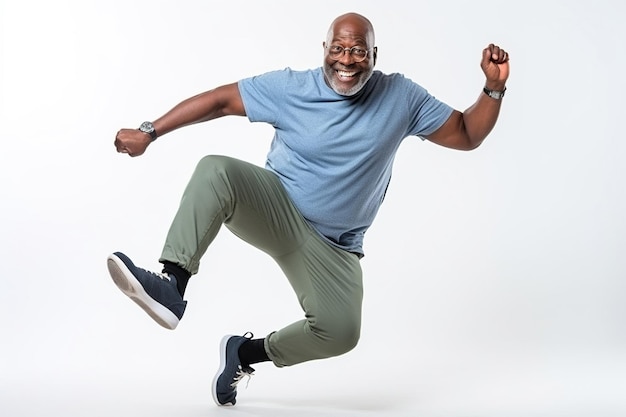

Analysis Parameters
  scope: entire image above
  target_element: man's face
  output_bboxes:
[323,17,376,96]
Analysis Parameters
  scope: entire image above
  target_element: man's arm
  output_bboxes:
[114,82,245,157]
[425,44,510,151]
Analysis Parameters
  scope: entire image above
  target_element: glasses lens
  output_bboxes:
[328,46,344,60]
[351,48,367,62]
[328,46,369,62]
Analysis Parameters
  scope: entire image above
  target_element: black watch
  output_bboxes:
[483,86,506,100]
[139,121,158,141]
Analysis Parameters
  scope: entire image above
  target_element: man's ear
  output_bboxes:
[372,46,378,66]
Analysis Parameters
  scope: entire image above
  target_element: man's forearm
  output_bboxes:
[152,83,244,138]
[461,86,505,147]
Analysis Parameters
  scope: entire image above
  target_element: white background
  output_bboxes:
[1,0,625,416]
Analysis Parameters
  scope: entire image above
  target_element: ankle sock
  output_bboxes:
[161,262,191,297]
[238,338,270,367]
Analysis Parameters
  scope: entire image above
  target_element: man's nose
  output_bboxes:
[338,48,356,65]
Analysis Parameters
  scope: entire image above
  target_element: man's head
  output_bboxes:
[323,13,377,96]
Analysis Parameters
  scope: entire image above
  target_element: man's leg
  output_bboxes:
[159,154,311,273]
[213,171,363,405]
[131,154,362,403]
[108,154,300,330]
[264,236,363,366]
[171,156,365,366]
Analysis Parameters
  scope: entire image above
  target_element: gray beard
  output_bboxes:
[324,67,373,96]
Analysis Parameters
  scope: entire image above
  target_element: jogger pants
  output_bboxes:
[160,155,363,367]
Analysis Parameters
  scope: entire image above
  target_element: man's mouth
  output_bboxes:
[336,70,357,80]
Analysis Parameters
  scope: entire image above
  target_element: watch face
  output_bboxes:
[139,121,154,133]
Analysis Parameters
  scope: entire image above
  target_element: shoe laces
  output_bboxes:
[230,365,255,389]
[145,268,171,282]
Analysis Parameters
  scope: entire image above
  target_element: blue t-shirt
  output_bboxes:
[238,67,453,256]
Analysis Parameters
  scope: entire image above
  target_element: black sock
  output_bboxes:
[161,262,191,297]
[238,338,270,367]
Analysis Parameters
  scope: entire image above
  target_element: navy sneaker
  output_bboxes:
[107,252,187,330]
[212,333,255,406]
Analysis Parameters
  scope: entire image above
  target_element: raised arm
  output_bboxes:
[114,82,245,157]
[425,44,510,151]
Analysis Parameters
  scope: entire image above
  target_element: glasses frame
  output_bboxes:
[325,45,374,63]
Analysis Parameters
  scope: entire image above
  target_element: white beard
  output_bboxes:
[324,66,374,96]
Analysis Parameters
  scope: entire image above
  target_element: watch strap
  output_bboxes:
[139,121,158,141]
[483,86,506,99]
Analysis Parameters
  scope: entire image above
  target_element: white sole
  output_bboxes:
[211,334,235,406]
[107,253,179,330]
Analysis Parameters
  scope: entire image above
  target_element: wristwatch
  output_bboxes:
[483,86,506,100]
[138,121,158,141]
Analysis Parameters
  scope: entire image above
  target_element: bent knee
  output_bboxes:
[312,317,361,357]
[192,155,239,190]
[196,154,231,173]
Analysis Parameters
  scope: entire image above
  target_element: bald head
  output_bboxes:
[326,13,375,47]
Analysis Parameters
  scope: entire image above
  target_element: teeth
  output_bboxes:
[337,70,356,78]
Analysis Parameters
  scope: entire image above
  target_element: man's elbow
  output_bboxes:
[454,133,484,151]
[463,138,484,151]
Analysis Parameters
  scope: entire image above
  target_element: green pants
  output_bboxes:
[160,155,363,367]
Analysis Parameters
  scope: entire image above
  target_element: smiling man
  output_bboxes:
[107,12,509,407]
[323,15,376,95]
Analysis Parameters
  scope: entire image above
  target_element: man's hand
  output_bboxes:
[481,43,510,90]
[114,128,152,157]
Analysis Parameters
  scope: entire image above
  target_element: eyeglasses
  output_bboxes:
[326,45,373,62]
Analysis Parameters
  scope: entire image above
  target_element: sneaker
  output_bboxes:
[212,333,255,406]
[107,252,187,330]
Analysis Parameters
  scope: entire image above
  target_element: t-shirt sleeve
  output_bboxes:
[238,69,289,125]
[403,77,454,139]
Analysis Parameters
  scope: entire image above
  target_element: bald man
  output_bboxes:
[108,12,510,406]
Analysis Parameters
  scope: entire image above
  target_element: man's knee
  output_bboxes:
[312,314,361,357]
[191,155,237,192]
[195,155,230,176]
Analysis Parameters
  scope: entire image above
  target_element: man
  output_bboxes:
[107,12,509,406]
